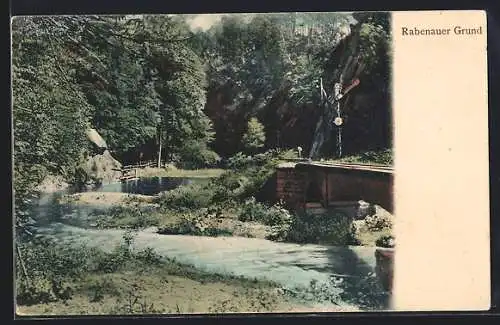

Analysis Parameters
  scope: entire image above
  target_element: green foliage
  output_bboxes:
[15,239,96,305]
[195,12,390,157]
[375,235,395,248]
[364,213,393,232]
[156,183,214,211]
[15,231,163,305]
[12,17,95,232]
[176,140,221,170]
[277,211,359,245]
[242,118,266,154]
[97,204,160,229]
[238,197,292,227]
[157,214,233,237]
[227,152,254,170]
[333,149,393,165]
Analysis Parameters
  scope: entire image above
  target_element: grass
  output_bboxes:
[324,149,393,166]
[15,235,301,316]
[60,192,155,206]
[137,167,225,178]
[16,265,296,315]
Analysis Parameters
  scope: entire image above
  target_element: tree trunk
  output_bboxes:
[157,135,162,168]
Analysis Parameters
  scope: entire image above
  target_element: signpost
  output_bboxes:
[319,77,360,158]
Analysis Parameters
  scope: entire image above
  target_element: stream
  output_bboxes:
[26,177,389,311]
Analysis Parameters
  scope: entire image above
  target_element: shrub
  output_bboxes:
[157,214,233,237]
[156,183,214,211]
[102,204,159,229]
[242,117,266,154]
[364,214,392,231]
[238,197,292,227]
[15,239,96,305]
[83,278,120,302]
[134,247,163,265]
[15,230,167,306]
[282,211,358,245]
[227,152,253,170]
[176,140,221,170]
[375,235,395,248]
[156,148,299,213]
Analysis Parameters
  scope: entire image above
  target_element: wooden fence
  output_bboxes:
[118,160,156,181]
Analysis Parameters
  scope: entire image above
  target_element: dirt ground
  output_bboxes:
[61,192,156,206]
[15,270,356,316]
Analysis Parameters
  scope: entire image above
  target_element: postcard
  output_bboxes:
[11,10,489,316]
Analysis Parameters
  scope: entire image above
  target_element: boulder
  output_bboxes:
[86,128,107,149]
[84,149,122,186]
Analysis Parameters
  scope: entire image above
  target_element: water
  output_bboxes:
[36,223,384,310]
[92,177,210,196]
[24,176,388,310]
[30,177,207,228]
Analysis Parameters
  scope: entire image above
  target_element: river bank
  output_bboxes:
[25,223,386,313]
[18,167,392,315]
[16,232,335,316]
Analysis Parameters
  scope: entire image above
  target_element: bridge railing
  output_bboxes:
[121,160,156,171]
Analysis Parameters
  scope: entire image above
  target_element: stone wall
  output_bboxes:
[276,163,394,213]
[375,248,394,293]
[276,167,307,210]
[324,169,393,213]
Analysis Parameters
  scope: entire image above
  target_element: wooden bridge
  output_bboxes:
[114,160,156,182]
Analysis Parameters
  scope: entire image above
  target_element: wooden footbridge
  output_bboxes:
[114,160,156,182]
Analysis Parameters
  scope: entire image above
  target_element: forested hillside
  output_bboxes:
[12,12,391,228]
[12,14,394,313]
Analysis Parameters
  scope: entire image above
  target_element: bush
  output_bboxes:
[337,149,393,166]
[102,204,159,229]
[364,214,392,232]
[156,183,214,211]
[15,239,96,305]
[134,247,163,266]
[157,214,233,237]
[156,148,299,213]
[238,197,292,227]
[176,140,221,170]
[15,231,165,306]
[227,152,253,170]
[375,235,395,248]
[281,211,358,245]
[242,117,266,154]
[83,278,120,302]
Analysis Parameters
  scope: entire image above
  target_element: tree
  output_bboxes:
[242,117,266,154]
[12,16,96,234]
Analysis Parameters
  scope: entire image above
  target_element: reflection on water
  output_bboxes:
[94,177,209,196]
[29,177,208,228]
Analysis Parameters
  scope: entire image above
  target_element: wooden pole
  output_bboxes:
[16,242,31,288]
[158,130,162,169]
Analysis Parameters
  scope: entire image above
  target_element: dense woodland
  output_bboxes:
[12,12,391,228]
[12,14,393,311]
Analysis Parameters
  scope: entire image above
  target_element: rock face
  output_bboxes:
[83,149,122,186]
[83,128,122,186]
[86,128,108,150]
[36,174,70,193]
